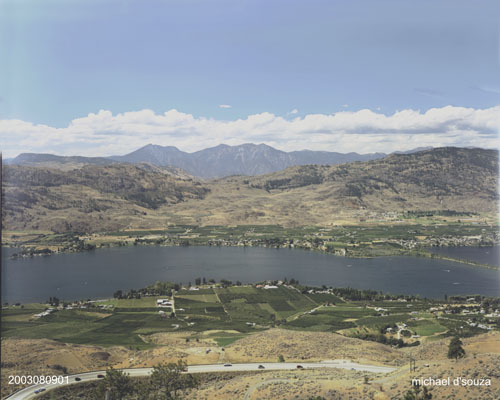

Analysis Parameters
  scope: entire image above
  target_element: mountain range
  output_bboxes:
[9,143,389,178]
[3,147,498,232]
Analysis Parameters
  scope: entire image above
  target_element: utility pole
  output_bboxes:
[409,354,416,373]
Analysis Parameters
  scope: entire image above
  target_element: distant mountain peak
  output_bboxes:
[9,144,449,179]
[139,143,181,151]
[392,146,433,155]
[108,143,388,178]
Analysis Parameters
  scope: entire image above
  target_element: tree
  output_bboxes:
[195,277,201,286]
[401,329,412,338]
[403,384,432,399]
[447,336,465,360]
[48,297,60,307]
[278,354,285,362]
[150,360,197,399]
[113,290,123,299]
[97,367,133,400]
[220,279,232,287]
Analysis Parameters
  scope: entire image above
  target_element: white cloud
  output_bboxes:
[219,104,232,109]
[342,104,349,108]
[288,108,298,115]
[1,106,498,158]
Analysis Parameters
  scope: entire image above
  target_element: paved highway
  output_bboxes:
[5,360,397,400]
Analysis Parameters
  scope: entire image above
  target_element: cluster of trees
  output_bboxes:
[113,289,141,300]
[342,182,364,198]
[262,178,292,191]
[447,294,481,303]
[95,361,197,400]
[282,277,300,285]
[47,296,60,307]
[352,332,419,348]
[134,237,167,245]
[328,288,378,301]
[218,279,234,288]
[74,240,96,251]
[114,278,251,300]
[192,277,233,286]
[321,287,418,302]
[254,167,324,192]
[403,384,433,400]
[114,281,182,299]
[11,247,54,259]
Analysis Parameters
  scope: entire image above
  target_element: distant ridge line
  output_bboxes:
[8,143,392,178]
[10,144,492,179]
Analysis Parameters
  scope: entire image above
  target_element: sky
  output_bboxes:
[0,0,499,157]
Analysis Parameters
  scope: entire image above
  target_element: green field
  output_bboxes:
[407,320,447,336]
[2,284,498,349]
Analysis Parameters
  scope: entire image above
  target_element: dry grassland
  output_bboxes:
[3,330,499,399]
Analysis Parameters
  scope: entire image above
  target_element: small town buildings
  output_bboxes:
[157,299,173,307]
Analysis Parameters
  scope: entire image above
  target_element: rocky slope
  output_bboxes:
[2,147,498,232]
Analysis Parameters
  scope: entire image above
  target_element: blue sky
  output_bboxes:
[0,0,499,156]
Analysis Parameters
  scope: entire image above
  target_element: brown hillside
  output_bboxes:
[168,147,498,226]
[2,147,498,232]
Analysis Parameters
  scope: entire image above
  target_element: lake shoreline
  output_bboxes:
[406,249,500,270]
[5,241,500,270]
[3,244,499,304]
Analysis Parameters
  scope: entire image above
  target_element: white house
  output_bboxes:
[157,299,173,307]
